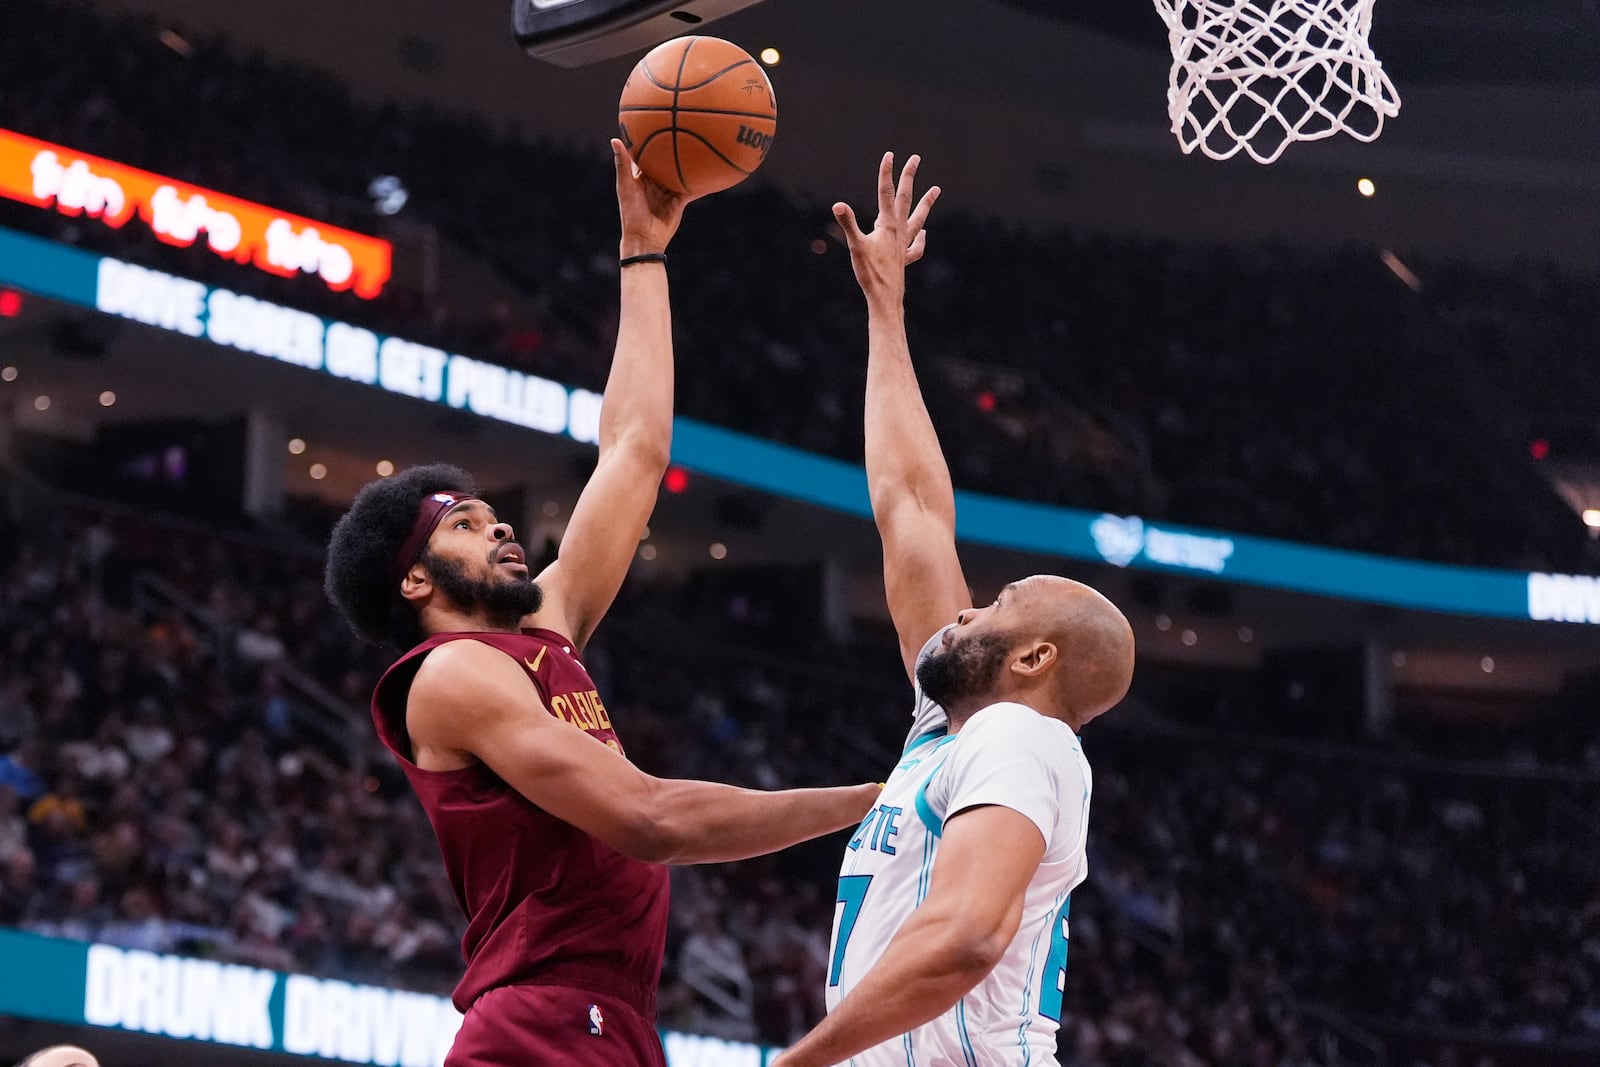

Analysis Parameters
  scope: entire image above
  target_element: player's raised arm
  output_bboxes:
[407,640,879,865]
[834,154,970,681]
[534,139,689,651]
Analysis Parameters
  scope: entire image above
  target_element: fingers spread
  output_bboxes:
[896,154,921,216]
[907,230,928,264]
[906,184,941,242]
[832,202,864,243]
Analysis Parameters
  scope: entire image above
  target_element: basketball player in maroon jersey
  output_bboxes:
[324,142,880,1066]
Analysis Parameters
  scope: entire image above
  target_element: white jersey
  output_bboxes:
[824,633,1091,1066]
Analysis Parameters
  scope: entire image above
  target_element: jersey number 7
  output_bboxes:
[829,875,873,988]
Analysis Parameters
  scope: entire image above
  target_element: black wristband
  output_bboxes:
[619,252,667,268]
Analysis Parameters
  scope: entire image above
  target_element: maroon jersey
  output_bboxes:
[372,628,671,1017]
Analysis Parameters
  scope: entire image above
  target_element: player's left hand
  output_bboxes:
[613,138,692,258]
[832,151,941,309]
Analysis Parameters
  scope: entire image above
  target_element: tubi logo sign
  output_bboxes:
[0,128,393,298]
[1090,514,1235,575]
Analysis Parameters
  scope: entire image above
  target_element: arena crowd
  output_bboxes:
[0,501,1595,1067]
[1,0,1595,575]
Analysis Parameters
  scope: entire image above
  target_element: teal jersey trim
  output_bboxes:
[916,830,936,905]
[1016,888,1071,1064]
[911,737,957,837]
[914,767,945,837]
[902,726,947,757]
[955,998,979,1067]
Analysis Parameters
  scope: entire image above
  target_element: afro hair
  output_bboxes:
[324,463,479,650]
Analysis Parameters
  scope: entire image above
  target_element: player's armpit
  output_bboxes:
[876,497,971,679]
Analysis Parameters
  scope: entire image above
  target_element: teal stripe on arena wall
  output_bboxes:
[0,227,100,305]
[0,928,91,1025]
[0,226,1558,624]
[670,418,1530,618]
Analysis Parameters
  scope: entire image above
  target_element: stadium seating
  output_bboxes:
[2,0,1595,574]
[0,496,1596,1065]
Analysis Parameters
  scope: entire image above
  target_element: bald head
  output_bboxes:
[1008,576,1135,726]
[917,575,1135,730]
[16,1047,99,1067]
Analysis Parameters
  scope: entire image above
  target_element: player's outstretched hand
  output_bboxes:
[613,138,692,259]
[832,152,941,308]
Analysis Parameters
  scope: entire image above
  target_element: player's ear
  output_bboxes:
[1011,641,1058,678]
[400,564,432,604]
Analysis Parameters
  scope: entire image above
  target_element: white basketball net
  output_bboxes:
[1153,0,1401,164]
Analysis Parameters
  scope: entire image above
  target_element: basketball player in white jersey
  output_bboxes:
[770,156,1136,1067]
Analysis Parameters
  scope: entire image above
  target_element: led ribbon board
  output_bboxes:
[0,225,1593,625]
[0,128,393,299]
[0,930,781,1067]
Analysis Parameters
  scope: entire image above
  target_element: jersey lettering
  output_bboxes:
[830,874,872,987]
[847,808,878,852]
[848,804,903,855]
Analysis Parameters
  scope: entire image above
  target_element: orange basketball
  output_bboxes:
[618,37,777,198]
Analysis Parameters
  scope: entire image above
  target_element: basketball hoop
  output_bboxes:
[1152,0,1400,164]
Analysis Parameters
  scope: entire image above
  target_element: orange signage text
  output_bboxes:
[0,128,392,299]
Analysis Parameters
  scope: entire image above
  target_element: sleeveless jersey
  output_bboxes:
[825,633,1092,1066]
[372,628,671,1017]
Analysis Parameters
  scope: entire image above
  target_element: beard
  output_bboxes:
[422,548,543,629]
[915,629,1011,711]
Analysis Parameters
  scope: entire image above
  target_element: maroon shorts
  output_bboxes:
[446,983,667,1067]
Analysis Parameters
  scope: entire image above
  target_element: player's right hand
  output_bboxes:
[832,152,941,308]
[613,137,692,258]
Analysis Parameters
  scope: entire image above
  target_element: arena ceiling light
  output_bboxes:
[368,176,409,217]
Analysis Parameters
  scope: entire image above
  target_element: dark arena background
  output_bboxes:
[0,0,1598,1064]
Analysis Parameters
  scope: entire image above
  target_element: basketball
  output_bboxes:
[618,36,777,197]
